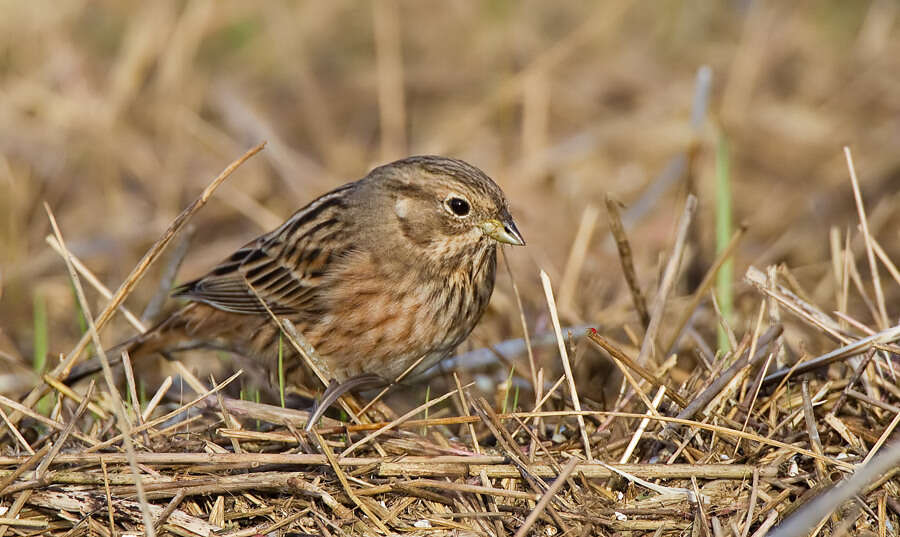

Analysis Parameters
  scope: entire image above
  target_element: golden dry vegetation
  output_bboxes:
[0,1,899,536]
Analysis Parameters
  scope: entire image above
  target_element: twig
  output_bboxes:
[141,227,192,324]
[740,469,760,537]
[44,235,146,332]
[750,510,779,537]
[41,374,107,419]
[0,395,94,449]
[540,270,592,460]
[311,429,387,535]
[100,458,116,537]
[0,462,778,491]
[587,330,688,408]
[502,248,539,408]
[762,322,900,386]
[453,372,480,454]
[734,301,769,454]
[844,147,888,329]
[767,442,900,537]
[559,204,600,314]
[141,375,173,421]
[357,479,538,501]
[416,325,591,383]
[828,349,874,418]
[84,370,242,453]
[513,456,579,537]
[606,195,650,327]
[339,383,471,457]
[869,235,900,289]
[44,204,157,537]
[218,509,308,537]
[637,194,697,366]
[0,444,50,497]
[602,461,701,502]
[745,265,848,344]
[860,410,900,466]
[660,325,782,439]
[801,381,827,482]
[846,389,899,414]
[10,142,264,428]
[121,350,148,444]
[472,398,568,528]
[619,386,666,463]
[663,223,748,354]
[0,407,35,455]
[0,381,95,537]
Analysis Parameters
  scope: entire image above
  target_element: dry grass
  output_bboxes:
[1,1,900,536]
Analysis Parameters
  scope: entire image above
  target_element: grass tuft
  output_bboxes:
[32,292,51,416]
[715,130,734,352]
[278,333,285,408]
[1,4,897,535]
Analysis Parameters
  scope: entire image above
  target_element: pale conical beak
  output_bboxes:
[479,218,526,246]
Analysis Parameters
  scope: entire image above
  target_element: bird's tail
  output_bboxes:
[62,303,204,385]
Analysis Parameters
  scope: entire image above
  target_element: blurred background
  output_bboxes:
[1,1,899,406]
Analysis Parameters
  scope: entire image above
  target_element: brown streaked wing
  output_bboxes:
[173,187,351,316]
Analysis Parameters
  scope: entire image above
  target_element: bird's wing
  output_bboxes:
[173,188,351,316]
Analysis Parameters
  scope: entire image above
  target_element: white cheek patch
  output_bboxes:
[394,198,410,219]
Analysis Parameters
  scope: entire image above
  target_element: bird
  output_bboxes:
[67,155,525,428]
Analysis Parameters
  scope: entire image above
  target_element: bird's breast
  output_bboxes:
[299,243,497,382]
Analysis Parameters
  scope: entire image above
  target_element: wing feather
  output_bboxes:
[173,187,352,317]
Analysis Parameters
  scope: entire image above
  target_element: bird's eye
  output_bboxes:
[445,197,471,217]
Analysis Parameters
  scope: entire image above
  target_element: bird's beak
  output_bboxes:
[479,218,526,246]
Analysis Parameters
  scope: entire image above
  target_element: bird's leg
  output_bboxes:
[304,373,384,432]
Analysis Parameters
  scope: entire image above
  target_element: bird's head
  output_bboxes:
[363,156,524,263]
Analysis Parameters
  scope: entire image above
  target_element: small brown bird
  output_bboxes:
[72,156,524,424]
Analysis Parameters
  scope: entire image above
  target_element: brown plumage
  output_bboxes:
[74,156,524,421]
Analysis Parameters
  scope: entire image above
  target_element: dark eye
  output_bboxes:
[446,197,470,217]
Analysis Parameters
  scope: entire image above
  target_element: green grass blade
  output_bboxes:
[33,292,48,374]
[33,292,52,416]
[422,385,431,436]
[501,365,515,414]
[715,131,733,352]
[278,333,285,408]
